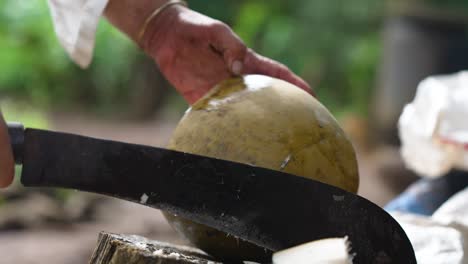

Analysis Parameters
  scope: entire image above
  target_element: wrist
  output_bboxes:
[104,0,170,43]
[139,4,187,56]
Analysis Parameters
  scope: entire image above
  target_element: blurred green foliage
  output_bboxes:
[0,1,139,113]
[193,0,384,115]
[0,0,386,116]
[1,100,48,129]
[405,0,468,9]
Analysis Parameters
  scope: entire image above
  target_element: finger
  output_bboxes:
[183,88,212,104]
[243,50,315,96]
[209,23,247,76]
[0,110,14,187]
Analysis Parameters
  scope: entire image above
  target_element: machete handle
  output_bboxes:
[7,122,24,165]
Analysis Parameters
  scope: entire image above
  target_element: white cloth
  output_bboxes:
[48,0,109,68]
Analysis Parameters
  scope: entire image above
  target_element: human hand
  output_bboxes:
[140,5,313,104]
[0,110,14,187]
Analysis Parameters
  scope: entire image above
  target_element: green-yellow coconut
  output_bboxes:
[164,75,359,262]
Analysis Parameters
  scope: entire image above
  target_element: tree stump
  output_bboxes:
[89,232,223,264]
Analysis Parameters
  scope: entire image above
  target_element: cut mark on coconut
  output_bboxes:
[280,154,292,170]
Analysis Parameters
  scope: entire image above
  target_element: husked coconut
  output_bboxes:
[164,75,359,262]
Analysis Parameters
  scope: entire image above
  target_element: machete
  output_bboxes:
[7,123,416,263]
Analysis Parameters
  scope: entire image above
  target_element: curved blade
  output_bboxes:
[20,129,416,263]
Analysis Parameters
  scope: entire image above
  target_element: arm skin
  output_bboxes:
[104,0,313,103]
[0,0,312,188]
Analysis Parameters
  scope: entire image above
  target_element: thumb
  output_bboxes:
[210,23,247,75]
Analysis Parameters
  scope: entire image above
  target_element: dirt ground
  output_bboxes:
[0,112,418,263]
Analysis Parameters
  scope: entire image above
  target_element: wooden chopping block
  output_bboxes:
[89,232,223,264]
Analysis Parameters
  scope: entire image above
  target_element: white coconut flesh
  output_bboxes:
[272,237,353,264]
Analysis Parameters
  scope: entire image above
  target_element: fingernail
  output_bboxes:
[231,60,243,75]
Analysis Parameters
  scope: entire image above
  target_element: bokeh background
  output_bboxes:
[1,0,468,263]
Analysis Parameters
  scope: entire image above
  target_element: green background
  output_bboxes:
[0,0,388,118]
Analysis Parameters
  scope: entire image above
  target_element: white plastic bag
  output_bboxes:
[399,71,468,177]
[391,187,468,264]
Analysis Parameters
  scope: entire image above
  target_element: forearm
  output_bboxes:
[102,0,312,101]
[0,111,14,187]
[104,0,170,44]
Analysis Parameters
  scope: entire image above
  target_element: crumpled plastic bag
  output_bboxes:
[399,71,468,177]
[391,187,468,264]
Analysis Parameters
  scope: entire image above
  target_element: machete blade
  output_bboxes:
[20,128,416,263]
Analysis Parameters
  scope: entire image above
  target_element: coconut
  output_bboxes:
[164,75,359,262]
